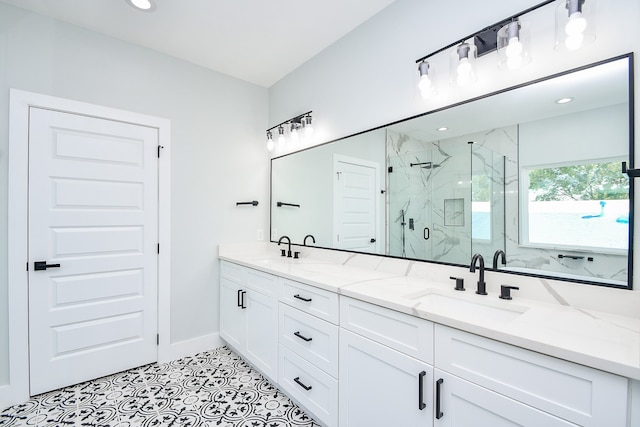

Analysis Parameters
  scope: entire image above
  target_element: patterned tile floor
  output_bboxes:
[0,346,319,427]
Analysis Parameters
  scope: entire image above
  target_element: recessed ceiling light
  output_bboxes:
[555,97,574,104]
[126,0,155,11]
[437,127,448,132]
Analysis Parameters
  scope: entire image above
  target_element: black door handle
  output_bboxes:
[34,261,61,271]
[424,228,430,240]
[370,238,376,243]
[436,378,444,419]
[418,371,426,410]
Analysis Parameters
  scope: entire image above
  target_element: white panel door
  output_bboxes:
[333,155,379,253]
[28,107,159,395]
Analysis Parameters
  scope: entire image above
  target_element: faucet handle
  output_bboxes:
[449,276,465,291]
[499,285,519,300]
[293,251,300,259]
[280,249,286,257]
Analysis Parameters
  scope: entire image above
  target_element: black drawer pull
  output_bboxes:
[293,377,312,391]
[237,289,243,307]
[294,331,313,342]
[293,294,312,302]
[240,290,247,309]
[436,378,444,419]
[418,371,426,410]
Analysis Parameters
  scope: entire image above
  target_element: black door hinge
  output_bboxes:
[157,145,164,158]
[388,166,393,173]
[157,334,159,345]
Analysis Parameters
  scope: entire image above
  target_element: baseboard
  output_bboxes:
[159,332,223,364]
[0,383,28,412]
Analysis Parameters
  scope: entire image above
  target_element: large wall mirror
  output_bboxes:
[271,54,634,289]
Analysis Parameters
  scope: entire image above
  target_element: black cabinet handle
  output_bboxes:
[34,261,61,271]
[436,378,444,419]
[294,331,313,342]
[418,371,426,410]
[293,294,312,302]
[293,377,312,391]
[237,289,243,307]
[240,291,247,309]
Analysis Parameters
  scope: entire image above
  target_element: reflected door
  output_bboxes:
[333,155,379,253]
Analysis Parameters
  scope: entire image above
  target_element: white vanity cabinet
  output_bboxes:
[278,279,340,427]
[339,297,435,427]
[434,325,628,427]
[219,261,279,381]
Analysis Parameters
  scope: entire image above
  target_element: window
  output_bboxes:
[521,160,628,251]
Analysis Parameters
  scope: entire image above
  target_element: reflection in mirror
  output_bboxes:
[271,54,633,288]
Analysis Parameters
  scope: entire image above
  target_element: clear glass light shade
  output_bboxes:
[417,61,437,98]
[497,20,531,70]
[304,116,314,139]
[290,124,299,145]
[555,0,595,51]
[450,43,477,87]
[277,127,286,146]
[266,132,274,152]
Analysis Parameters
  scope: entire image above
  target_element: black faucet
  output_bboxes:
[303,234,316,246]
[492,250,506,269]
[470,253,487,295]
[278,235,292,257]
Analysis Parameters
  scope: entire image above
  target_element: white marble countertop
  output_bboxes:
[219,242,640,380]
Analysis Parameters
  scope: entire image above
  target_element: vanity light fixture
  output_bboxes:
[451,42,477,87]
[497,19,531,70]
[303,114,314,138]
[126,0,155,11]
[266,131,274,152]
[266,111,313,151]
[555,0,595,51]
[418,61,437,99]
[277,126,286,146]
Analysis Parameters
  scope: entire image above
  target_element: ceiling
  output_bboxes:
[0,0,396,87]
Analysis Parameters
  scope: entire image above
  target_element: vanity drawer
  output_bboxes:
[246,268,277,297]
[280,279,339,324]
[434,325,628,427]
[220,260,245,284]
[279,303,339,377]
[279,345,338,427]
[340,296,433,364]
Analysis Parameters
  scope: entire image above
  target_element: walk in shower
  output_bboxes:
[387,130,506,265]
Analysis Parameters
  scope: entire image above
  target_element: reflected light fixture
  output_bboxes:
[556,0,595,51]
[451,42,477,87]
[266,111,313,151]
[497,19,531,69]
[266,131,274,152]
[437,127,448,132]
[126,0,155,11]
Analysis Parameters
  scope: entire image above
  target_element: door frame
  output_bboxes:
[4,89,172,407]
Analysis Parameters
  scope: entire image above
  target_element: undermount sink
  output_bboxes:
[414,292,529,323]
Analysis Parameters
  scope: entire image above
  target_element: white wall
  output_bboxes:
[268,0,640,288]
[0,3,268,388]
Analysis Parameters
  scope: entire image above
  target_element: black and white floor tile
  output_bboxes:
[0,346,320,427]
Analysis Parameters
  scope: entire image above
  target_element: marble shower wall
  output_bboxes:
[386,129,507,265]
[387,121,627,285]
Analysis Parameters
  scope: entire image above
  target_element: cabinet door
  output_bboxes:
[340,329,433,427]
[245,289,279,381]
[434,370,577,427]
[219,277,245,352]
